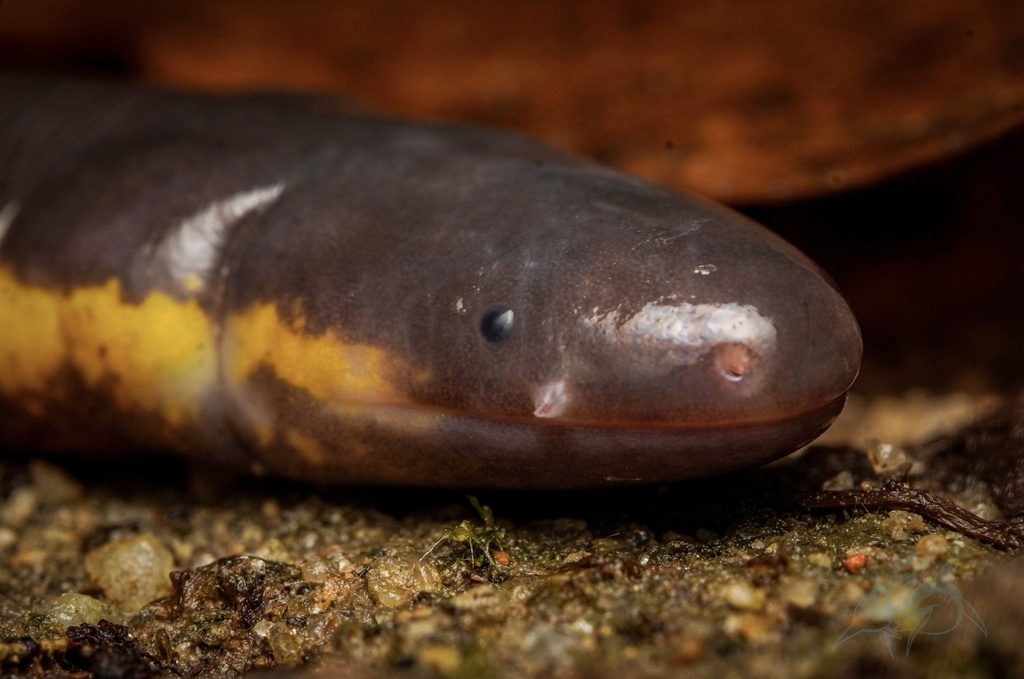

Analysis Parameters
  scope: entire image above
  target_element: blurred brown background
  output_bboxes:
[2,0,1023,392]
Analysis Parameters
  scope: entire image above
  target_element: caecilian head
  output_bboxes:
[423,165,861,430]
[217,121,861,480]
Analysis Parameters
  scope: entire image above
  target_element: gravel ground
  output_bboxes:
[0,391,1020,678]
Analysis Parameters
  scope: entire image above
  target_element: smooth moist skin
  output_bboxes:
[0,76,862,488]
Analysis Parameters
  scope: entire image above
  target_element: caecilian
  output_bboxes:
[0,76,862,488]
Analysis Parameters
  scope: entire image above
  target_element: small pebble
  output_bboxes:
[254,620,304,668]
[260,498,282,523]
[450,583,503,611]
[41,592,124,633]
[915,533,950,558]
[0,527,17,550]
[1,488,38,527]
[722,581,766,611]
[253,537,291,563]
[822,470,855,491]
[418,645,461,674]
[780,578,819,609]
[560,550,590,565]
[867,440,910,475]
[722,612,777,644]
[672,632,708,665]
[411,560,442,593]
[366,556,442,609]
[881,510,926,541]
[398,608,444,644]
[29,460,84,504]
[844,553,867,573]
[84,533,175,611]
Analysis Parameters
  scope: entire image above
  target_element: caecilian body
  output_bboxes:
[0,76,862,488]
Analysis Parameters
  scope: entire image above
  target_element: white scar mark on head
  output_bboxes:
[582,300,777,366]
[156,183,286,295]
[0,201,21,255]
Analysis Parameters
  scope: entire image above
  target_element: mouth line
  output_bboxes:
[354,391,850,432]
[502,393,849,431]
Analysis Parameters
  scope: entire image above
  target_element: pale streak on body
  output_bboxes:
[154,183,286,295]
[0,201,20,255]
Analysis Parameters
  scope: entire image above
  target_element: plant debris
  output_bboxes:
[799,395,1024,551]
[800,480,1024,551]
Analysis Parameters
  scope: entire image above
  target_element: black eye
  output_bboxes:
[480,305,515,343]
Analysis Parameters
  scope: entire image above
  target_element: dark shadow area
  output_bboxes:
[743,124,1024,393]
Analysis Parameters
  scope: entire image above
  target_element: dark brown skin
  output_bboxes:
[0,76,862,487]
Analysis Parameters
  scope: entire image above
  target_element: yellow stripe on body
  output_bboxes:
[225,301,412,406]
[223,301,436,466]
[0,265,217,427]
[0,260,433,463]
